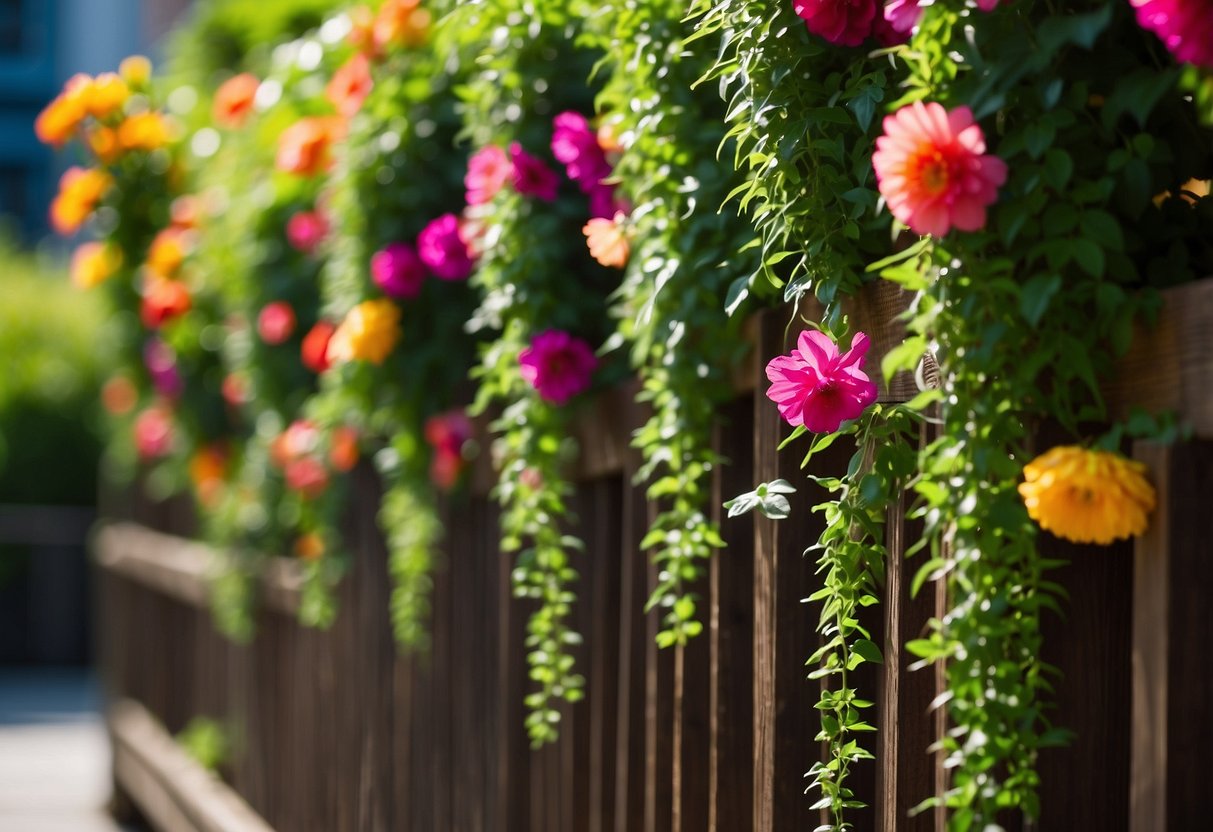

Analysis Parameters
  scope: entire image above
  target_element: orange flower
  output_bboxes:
[117,111,173,151]
[328,426,360,472]
[170,195,204,229]
[275,116,345,176]
[101,376,138,415]
[84,73,129,119]
[327,53,373,118]
[189,443,229,509]
[87,126,122,163]
[119,55,153,88]
[50,167,112,236]
[326,299,401,365]
[374,0,431,50]
[294,532,326,561]
[1019,446,1156,545]
[140,279,192,328]
[70,242,122,289]
[347,5,379,57]
[213,73,260,129]
[146,228,192,277]
[35,92,87,147]
[583,213,630,268]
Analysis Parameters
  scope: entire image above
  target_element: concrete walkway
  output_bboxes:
[0,668,135,832]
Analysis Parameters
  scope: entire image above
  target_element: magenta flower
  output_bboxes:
[143,339,183,399]
[417,214,475,281]
[508,143,560,201]
[519,329,598,405]
[551,111,612,192]
[588,183,623,219]
[765,330,878,433]
[371,242,427,298]
[882,0,923,36]
[1130,0,1213,68]
[466,145,511,205]
[286,210,329,255]
[793,0,878,47]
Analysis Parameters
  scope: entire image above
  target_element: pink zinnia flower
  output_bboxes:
[508,143,560,201]
[417,214,475,280]
[286,210,329,255]
[765,330,878,433]
[519,329,598,405]
[466,145,511,205]
[551,111,612,192]
[257,301,297,345]
[872,101,1008,237]
[1130,0,1213,69]
[371,241,426,298]
[793,0,878,47]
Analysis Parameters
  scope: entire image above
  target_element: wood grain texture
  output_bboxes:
[109,698,274,832]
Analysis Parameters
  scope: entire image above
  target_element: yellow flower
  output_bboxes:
[327,299,402,366]
[70,242,122,289]
[119,55,152,88]
[1019,446,1156,545]
[84,73,129,119]
[118,111,173,151]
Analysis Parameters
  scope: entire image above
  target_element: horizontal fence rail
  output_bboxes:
[96,283,1213,832]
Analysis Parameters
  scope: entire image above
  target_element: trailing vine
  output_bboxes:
[576,0,759,645]
[444,0,619,743]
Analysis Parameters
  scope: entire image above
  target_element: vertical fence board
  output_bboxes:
[710,395,755,832]
[614,471,651,832]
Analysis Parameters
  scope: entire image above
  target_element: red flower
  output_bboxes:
[285,457,329,499]
[327,53,373,118]
[257,302,297,345]
[301,321,337,373]
[276,116,345,176]
[140,280,192,328]
[213,73,260,128]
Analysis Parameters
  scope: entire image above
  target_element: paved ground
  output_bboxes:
[0,668,137,832]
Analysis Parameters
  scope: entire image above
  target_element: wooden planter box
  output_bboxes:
[95,278,1213,832]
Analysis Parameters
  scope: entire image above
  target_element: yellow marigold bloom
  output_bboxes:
[119,55,152,87]
[84,73,129,119]
[35,92,87,147]
[50,167,112,236]
[326,299,402,366]
[70,242,122,289]
[117,111,173,151]
[146,228,192,277]
[87,126,122,164]
[1019,446,1156,545]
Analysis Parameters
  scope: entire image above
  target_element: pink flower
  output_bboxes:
[882,0,923,35]
[519,329,597,405]
[371,241,426,298]
[286,210,329,255]
[143,339,183,399]
[765,330,878,433]
[1130,0,1213,69]
[466,145,511,205]
[424,409,473,490]
[134,405,175,459]
[588,183,622,219]
[509,143,560,201]
[417,214,475,280]
[872,101,1007,237]
[257,301,297,345]
[976,0,1002,9]
[551,111,612,191]
[793,0,878,47]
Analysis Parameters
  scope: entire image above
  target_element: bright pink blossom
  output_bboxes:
[371,241,426,298]
[508,143,560,201]
[257,301,297,345]
[976,0,1002,9]
[793,0,878,47]
[1130,0,1213,68]
[134,405,175,459]
[143,339,183,399]
[417,214,475,280]
[765,330,878,433]
[519,329,597,405]
[286,210,329,255]
[882,0,923,36]
[872,101,1007,237]
[466,145,511,204]
[424,409,473,490]
[551,112,612,192]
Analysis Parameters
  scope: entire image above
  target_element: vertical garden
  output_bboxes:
[42,0,1213,829]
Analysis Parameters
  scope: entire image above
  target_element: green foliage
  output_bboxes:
[176,716,230,773]
[0,244,106,504]
[578,0,759,647]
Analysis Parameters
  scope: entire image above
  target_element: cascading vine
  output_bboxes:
[576,0,759,646]
[443,0,617,744]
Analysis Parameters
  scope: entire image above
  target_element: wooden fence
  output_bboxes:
[95,280,1213,832]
